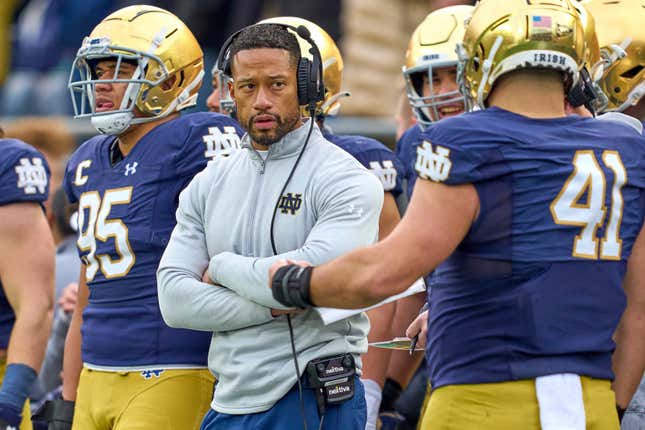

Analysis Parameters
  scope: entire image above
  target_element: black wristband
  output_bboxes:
[271,265,313,309]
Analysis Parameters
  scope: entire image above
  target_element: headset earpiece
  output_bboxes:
[308,45,325,106]
[297,57,313,107]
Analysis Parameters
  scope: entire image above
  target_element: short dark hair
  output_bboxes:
[228,24,301,74]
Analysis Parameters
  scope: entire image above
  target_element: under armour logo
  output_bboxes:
[347,204,364,218]
[15,157,47,195]
[203,126,241,159]
[124,162,138,176]
[369,160,398,191]
[278,193,303,215]
[141,369,164,379]
[415,141,452,182]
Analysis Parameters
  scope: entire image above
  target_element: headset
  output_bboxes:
[215,23,325,114]
[566,66,608,116]
[216,23,327,430]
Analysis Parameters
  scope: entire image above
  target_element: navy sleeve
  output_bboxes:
[415,123,497,186]
[175,114,245,178]
[0,139,50,206]
[62,155,78,204]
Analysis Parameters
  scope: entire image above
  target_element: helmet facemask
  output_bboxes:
[404,59,466,125]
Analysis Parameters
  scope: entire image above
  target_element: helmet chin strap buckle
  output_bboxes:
[91,111,134,135]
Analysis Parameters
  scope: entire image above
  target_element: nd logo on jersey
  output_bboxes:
[415,141,452,182]
[203,126,241,159]
[369,160,397,191]
[15,157,47,195]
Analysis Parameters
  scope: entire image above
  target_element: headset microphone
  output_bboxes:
[296,25,311,40]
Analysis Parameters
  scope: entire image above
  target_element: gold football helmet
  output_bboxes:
[457,0,586,109]
[403,5,474,126]
[259,16,348,117]
[68,5,204,135]
[584,0,645,112]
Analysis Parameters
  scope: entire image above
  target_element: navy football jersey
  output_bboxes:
[62,112,244,367]
[0,139,50,348]
[416,107,645,388]
[395,124,424,200]
[323,130,404,198]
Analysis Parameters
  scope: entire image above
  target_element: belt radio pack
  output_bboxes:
[306,353,356,415]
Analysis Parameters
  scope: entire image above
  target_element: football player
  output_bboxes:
[269,0,645,428]
[0,128,54,429]
[54,6,244,430]
[397,5,473,200]
[258,16,405,429]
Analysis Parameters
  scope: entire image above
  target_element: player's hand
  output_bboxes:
[405,310,429,349]
[58,283,79,314]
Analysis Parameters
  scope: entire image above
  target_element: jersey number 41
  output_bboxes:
[550,150,626,260]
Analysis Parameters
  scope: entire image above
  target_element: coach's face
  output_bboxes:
[231,48,302,149]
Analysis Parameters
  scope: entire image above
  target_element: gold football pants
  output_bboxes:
[418,376,619,430]
[72,367,214,430]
